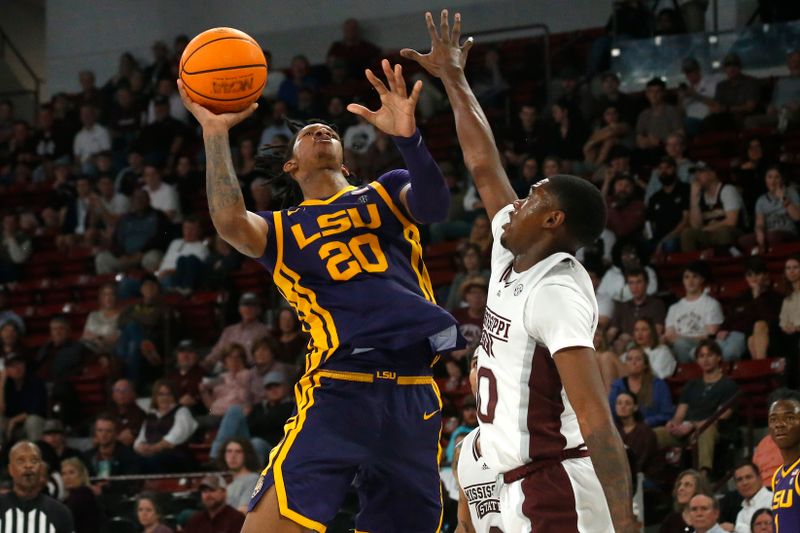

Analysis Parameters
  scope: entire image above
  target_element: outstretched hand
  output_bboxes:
[177,79,257,135]
[347,59,421,138]
[400,10,474,80]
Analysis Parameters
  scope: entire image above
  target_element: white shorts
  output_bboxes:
[498,457,614,533]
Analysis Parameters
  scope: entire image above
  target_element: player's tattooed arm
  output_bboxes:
[401,10,516,221]
[555,347,639,533]
[177,80,268,258]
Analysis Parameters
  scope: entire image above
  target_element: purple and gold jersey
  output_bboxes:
[773,456,800,532]
[256,171,458,374]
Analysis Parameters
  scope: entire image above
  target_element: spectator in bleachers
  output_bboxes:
[591,143,635,188]
[769,50,800,131]
[248,336,294,400]
[465,214,493,258]
[277,55,318,110]
[38,420,83,476]
[218,438,260,513]
[502,104,546,167]
[724,256,783,360]
[108,85,142,152]
[613,390,659,480]
[94,190,170,275]
[740,166,800,254]
[635,77,683,163]
[73,104,110,169]
[630,318,677,379]
[429,162,471,244]
[117,274,175,386]
[584,259,615,332]
[452,277,488,360]
[133,379,198,473]
[598,241,658,302]
[156,216,209,293]
[75,70,103,111]
[606,269,667,351]
[656,340,739,474]
[549,66,593,125]
[166,339,205,415]
[780,256,800,337]
[272,308,309,367]
[135,96,190,168]
[706,53,761,130]
[469,47,508,109]
[327,18,380,77]
[603,173,646,242]
[210,369,292,462]
[258,100,292,147]
[359,130,404,181]
[56,175,93,251]
[1,212,32,283]
[445,244,490,311]
[146,78,188,125]
[583,104,631,168]
[682,166,744,252]
[647,156,691,256]
[115,149,145,196]
[8,121,36,166]
[734,137,772,217]
[60,457,102,533]
[718,461,773,533]
[34,316,84,382]
[143,164,182,224]
[343,115,377,159]
[750,509,774,533]
[542,99,587,173]
[185,474,245,533]
[0,287,25,332]
[144,41,170,92]
[664,261,726,361]
[200,343,255,419]
[169,155,203,217]
[324,96,356,136]
[592,72,638,127]
[660,470,713,533]
[678,57,723,137]
[608,347,674,426]
[108,378,145,447]
[0,353,46,443]
[203,293,270,369]
[90,174,130,244]
[509,155,541,199]
[35,105,72,161]
[83,414,141,481]
[444,395,478,465]
[688,494,725,533]
[205,234,243,293]
[81,282,121,358]
[136,492,174,533]
[1,321,25,362]
[261,49,285,101]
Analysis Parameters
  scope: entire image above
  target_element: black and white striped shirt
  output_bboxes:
[0,493,73,533]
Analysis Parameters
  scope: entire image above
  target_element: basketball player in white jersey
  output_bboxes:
[453,354,503,533]
[402,10,637,533]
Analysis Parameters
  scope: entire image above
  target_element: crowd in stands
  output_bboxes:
[2,5,800,531]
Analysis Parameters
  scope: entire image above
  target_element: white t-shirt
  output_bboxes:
[456,429,503,533]
[157,238,210,274]
[622,344,677,379]
[597,265,659,302]
[476,203,596,473]
[145,182,182,222]
[665,293,724,337]
[684,73,724,120]
[343,123,376,154]
[73,124,111,163]
[101,193,131,216]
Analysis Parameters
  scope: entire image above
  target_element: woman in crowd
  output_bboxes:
[81,282,121,356]
[134,379,198,473]
[631,318,677,379]
[136,492,174,533]
[583,104,631,167]
[780,256,800,386]
[739,166,800,254]
[750,508,774,533]
[1,321,25,360]
[598,241,658,302]
[200,343,255,417]
[61,458,103,533]
[273,308,309,366]
[445,243,491,311]
[734,137,771,215]
[608,346,674,427]
[543,100,587,173]
[465,214,492,258]
[614,391,658,480]
[659,469,713,533]
[218,438,261,513]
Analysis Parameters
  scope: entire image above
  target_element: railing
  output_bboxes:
[0,25,42,118]
[688,390,741,471]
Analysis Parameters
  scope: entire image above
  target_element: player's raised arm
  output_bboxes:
[401,10,517,221]
[177,80,268,258]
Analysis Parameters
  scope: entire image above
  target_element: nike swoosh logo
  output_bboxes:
[423,410,440,421]
[287,208,300,215]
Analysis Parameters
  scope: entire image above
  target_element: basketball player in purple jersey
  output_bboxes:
[769,389,800,532]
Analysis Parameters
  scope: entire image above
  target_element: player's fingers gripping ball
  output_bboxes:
[180,27,267,114]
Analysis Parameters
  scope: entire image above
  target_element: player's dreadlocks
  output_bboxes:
[254,117,359,209]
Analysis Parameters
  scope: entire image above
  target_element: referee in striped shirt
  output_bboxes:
[0,441,73,533]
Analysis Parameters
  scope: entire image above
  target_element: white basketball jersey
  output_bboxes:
[457,429,504,533]
[475,204,599,474]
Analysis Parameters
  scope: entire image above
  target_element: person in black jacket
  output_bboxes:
[1,354,47,444]
[83,414,141,496]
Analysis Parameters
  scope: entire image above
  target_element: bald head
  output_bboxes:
[9,441,44,498]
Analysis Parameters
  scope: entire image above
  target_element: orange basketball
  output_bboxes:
[180,27,267,114]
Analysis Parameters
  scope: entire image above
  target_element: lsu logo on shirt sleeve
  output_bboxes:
[290,203,388,281]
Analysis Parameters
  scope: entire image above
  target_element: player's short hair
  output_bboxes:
[545,175,607,249]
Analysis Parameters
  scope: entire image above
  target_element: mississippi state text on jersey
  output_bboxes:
[457,428,504,533]
[773,456,800,532]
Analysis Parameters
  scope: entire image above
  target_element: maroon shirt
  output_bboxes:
[109,403,146,440]
[606,197,646,240]
[184,505,245,533]
[452,307,484,348]
[166,365,206,406]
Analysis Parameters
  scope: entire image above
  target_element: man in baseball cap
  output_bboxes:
[185,474,244,533]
